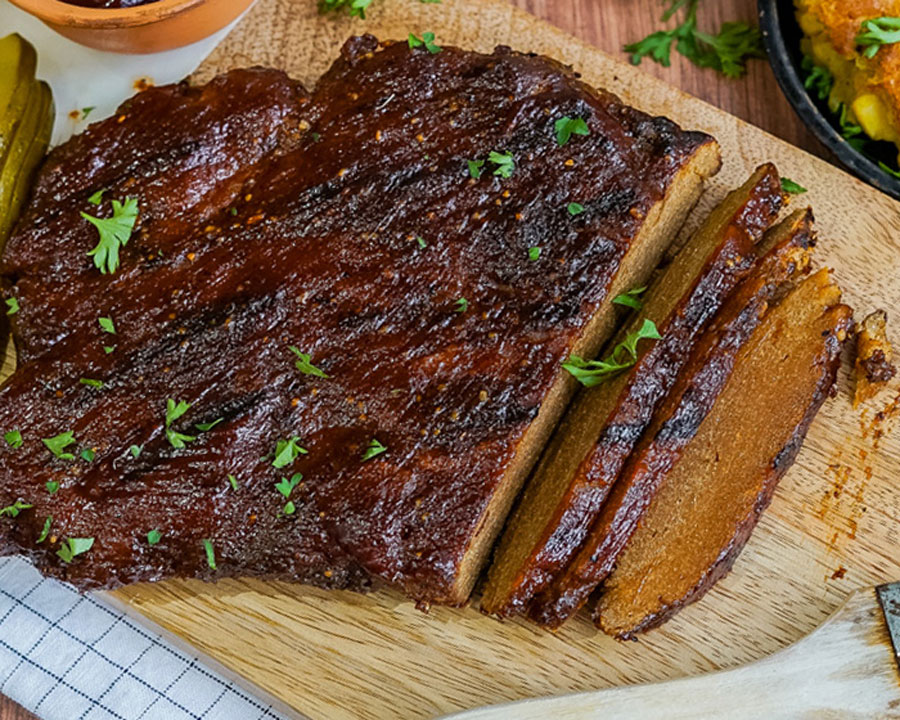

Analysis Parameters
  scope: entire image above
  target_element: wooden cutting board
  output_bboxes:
[8,0,900,717]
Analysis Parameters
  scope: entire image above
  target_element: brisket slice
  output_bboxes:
[0,36,719,604]
[595,266,852,638]
[481,165,782,617]
[528,208,822,627]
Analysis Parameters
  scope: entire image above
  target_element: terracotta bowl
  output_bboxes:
[6,0,254,54]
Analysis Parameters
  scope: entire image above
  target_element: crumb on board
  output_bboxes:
[854,310,896,408]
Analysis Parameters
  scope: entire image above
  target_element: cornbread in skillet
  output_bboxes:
[528,207,825,629]
[596,267,852,638]
[854,309,896,406]
[0,36,720,604]
[481,165,781,617]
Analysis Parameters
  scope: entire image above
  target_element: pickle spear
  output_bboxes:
[0,34,54,252]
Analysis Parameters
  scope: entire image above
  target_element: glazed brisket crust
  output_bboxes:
[0,37,718,603]
[528,208,822,628]
[595,266,852,638]
[481,165,781,617]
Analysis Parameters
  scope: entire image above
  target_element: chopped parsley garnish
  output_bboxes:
[289,346,330,378]
[625,0,764,78]
[275,472,303,499]
[36,516,52,543]
[79,378,103,388]
[555,116,590,146]
[82,197,139,274]
[202,539,216,570]
[318,0,372,18]
[82,106,95,119]
[838,103,866,151]
[228,474,238,491]
[416,236,427,249]
[165,399,195,449]
[468,159,485,179]
[857,17,900,58]
[5,298,18,315]
[362,438,387,461]
[567,202,585,216]
[0,501,32,518]
[781,177,808,195]
[98,316,116,334]
[563,318,662,387]
[528,246,541,261]
[129,444,143,459]
[147,529,161,545]
[613,285,648,311]
[103,345,116,354]
[487,151,515,178]
[454,297,469,313]
[195,418,223,432]
[272,436,308,469]
[46,480,59,494]
[80,448,95,462]
[408,32,442,54]
[43,431,77,460]
[802,56,833,101]
[282,501,296,516]
[57,537,94,563]
[87,188,104,205]
[4,430,22,449]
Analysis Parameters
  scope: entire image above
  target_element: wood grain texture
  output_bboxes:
[3,1,899,719]
[448,588,900,719]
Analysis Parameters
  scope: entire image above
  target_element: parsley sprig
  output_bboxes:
[563,318,662,387]
[165,399,196,449]
[81,197,139,275]
[856,17,900,59]
[555,116,590,146]
[362,438,387,461]
[289,346,329,378]
[0,501,32,518]
[625,0,764,78]
[318,0,372,18]
[272,437,308,469]
[43,431,77,460]
[408,32,442,54]
[612,285,648,311]
[57,537,94,563]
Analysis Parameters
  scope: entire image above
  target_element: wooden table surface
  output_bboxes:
[0,0,833,718]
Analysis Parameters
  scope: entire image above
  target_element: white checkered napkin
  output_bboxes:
[0,557,294,720]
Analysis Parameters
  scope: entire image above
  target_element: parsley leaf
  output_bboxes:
[98,316,116,334]
[408,31,442,54]
[613,285,648,311]
[103,345,116,354]
[362,438,387,461]
[318,0,372,18]
[195,418,223,432]
[0,501,32,518]
[563,318,662,387]
[46,480,59,494]
[228,474,238,491]
[802,56,833,101]
[165,399,195,449]
[129,444,143,459]
[147,529,161,545]
[528,246,541,261]
[567,202,585,216]
[416,236,427,249]
[5,298,18,315]
[282,500,296,516]
[781,177,808,194]
[80,448,95,462]
[82,197,139,274]
[454,297,469,313]
[43,431,77,460]
[4,430,22,449]
[87,189,104,205]
[488,151,515,178]
[555,116,590,146]
[857,17,900,58]
[625,1,763,78]
[272,437,307,469]
[56,537,94,563]
[37,516,52,543]
[289,346,330,378]
[468,159,485,179]
[79,378,103,388]
[202,539,216,570]
[275,472,303,499]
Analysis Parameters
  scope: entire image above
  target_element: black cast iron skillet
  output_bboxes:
[758,0,900,199]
